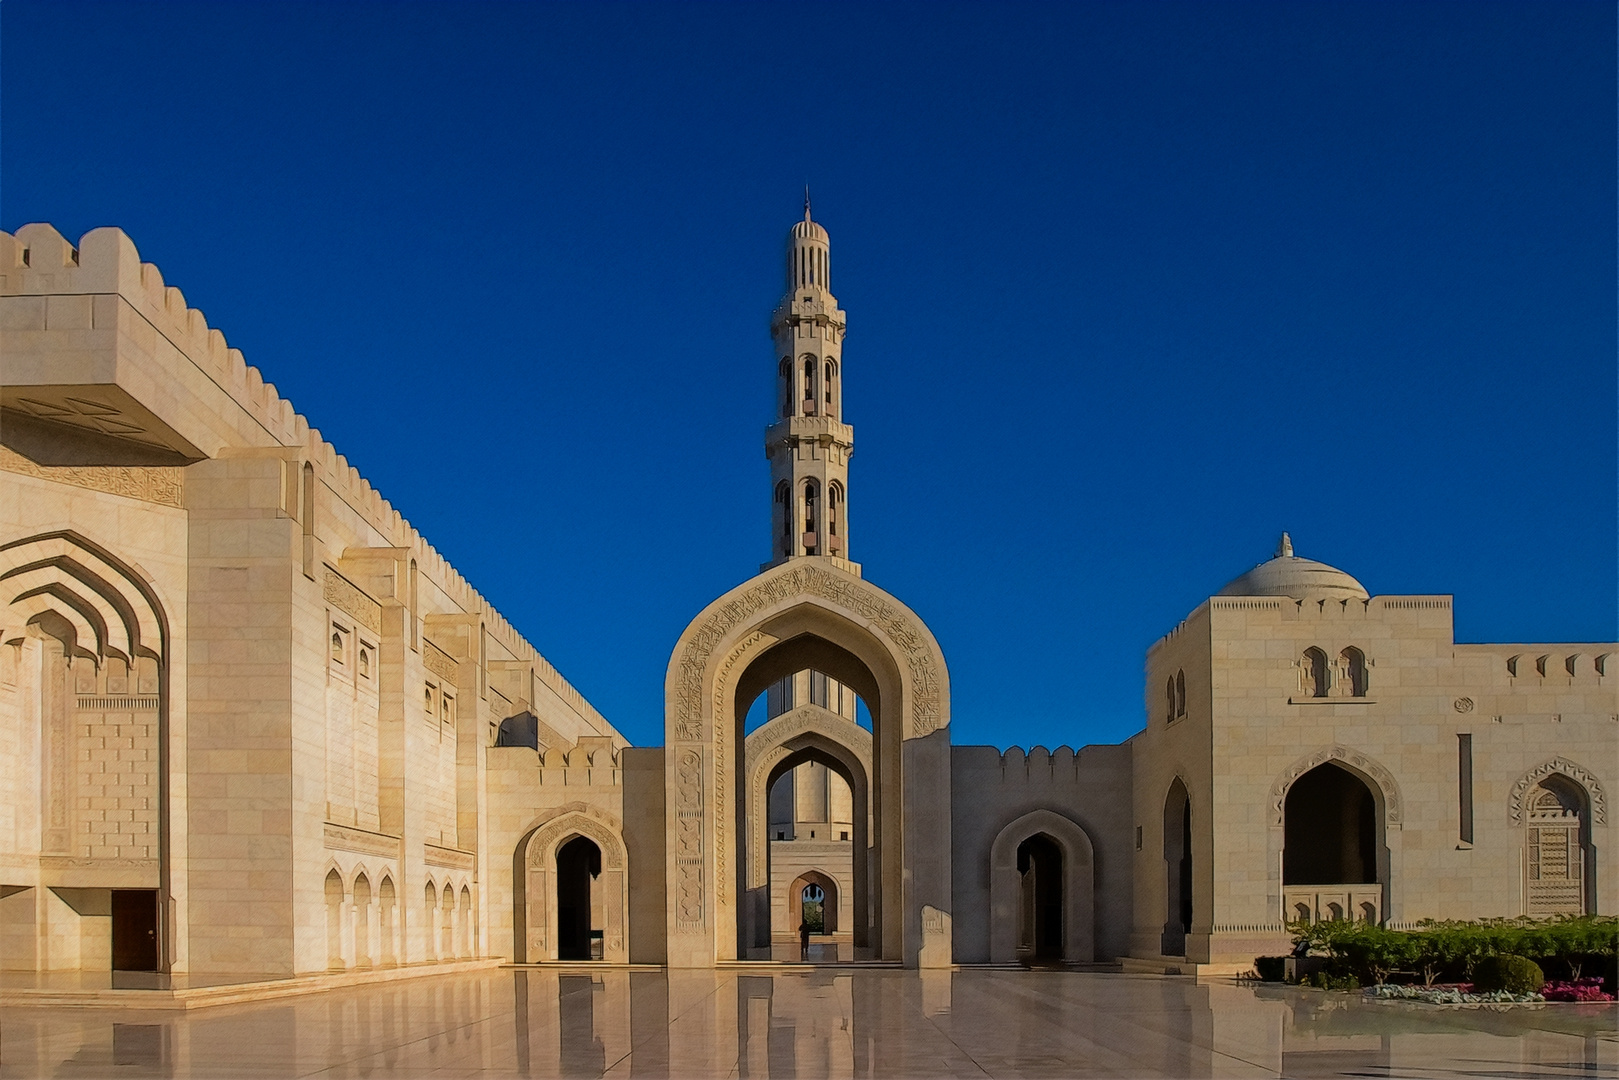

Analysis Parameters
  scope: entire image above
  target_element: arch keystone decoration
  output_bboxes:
[1509,759,1606,825]
[1270,746,1402,826]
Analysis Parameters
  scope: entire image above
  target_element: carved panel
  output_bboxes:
[1270,745,1402,826]
[423,640,459,686]
[324,822,402,859]
[0,445,183,507]
[323,567,381,633]
[425,844,477,872]
[674,748,704,931]
[1509,759,1607,825]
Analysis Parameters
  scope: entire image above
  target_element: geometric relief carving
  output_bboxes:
[525,804,626,869]
[1510,758,1606,825]
[1270,745,1402,826]
[423,640,458,686]
[0,445,184,508]
[674,748,704,931]
[323,566,381,633]
[674,563,943,741]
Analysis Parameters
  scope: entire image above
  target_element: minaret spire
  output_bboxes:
[764,200,856,574]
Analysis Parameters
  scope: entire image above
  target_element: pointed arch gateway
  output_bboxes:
[664,559,952,967]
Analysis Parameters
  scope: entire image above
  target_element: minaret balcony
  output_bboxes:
[764,415,854,447]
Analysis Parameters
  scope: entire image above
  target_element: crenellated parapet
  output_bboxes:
[0,224,614,740]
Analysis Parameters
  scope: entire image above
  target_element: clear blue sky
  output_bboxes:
[4,2,1613,750]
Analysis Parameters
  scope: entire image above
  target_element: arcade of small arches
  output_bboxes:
[775,478,844,559]
[320,864,476,972]
[778,355,839,420]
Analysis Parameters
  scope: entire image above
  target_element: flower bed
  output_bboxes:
[1367,984,1543,1005]
[1542,978,1614,1002]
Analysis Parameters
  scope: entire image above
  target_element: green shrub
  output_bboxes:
[1304,969,1360,991]
[1473,954,1544,995]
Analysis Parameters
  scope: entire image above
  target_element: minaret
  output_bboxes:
[763,197,857,573]
[763,198,862,726]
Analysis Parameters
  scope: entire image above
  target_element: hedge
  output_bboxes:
[1287,914,1617,986]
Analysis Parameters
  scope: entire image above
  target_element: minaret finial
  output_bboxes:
[804,185,812,220]
[1276,532,1294,558]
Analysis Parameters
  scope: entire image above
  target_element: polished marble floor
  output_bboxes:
[2,967,1614,1079]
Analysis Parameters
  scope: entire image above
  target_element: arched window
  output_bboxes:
[828,482,843,555]
[1284,762,1379,886]
[1341,647,1368,696]
[1162,779,1193,956]
[1303,648,1329,697]
[802,356,817,414]
[358,647,371,679]
[1165,677,1175,723]
[824,359,837,417]
[779,357,792,418]
[775,480,792,556]
[331,630,344,663]
[1174,670,1187,717]
[803,482,819,555]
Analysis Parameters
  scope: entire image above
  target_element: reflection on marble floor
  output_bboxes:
[3,968,1615,1079]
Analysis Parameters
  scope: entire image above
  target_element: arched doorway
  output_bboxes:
[1017,835,1063,962]
[556,836,601,960]
[663,560,952,967]
[745,707,871,954]
[1271,747,1401,926]
[1284,763,1378,886]
[514,806,630,963]
[989,809,1096,963]
[788,870,839,935]
[1162,779,1192,957]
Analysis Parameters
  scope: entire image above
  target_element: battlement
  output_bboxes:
[1,224,615,742]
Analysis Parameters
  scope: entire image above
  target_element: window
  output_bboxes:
[1341,647,1368,696]
[802,356,817,413]
[803,482,819,554]
[824,359,837,417]
[778,358,792,418]
[840,831,849,841]
[828,482,843,553]
[358,647,371,679]
[1165,677,1175,723]
[331,629,345,663]
[442,694,454,726]
[776,480,792,556]
[1303,648,1329,698]
[1457,734,1473,845]
[1175,670,1187,718]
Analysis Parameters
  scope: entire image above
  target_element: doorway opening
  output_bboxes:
[1284,762,1379,886]
[802,884,825,932]
[111,889,159,972]
[1162,779,1192,956]
[1016,834,1063,963]
[556,836,603,961]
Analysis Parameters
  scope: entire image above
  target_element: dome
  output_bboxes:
[1217,533,1368,602]
[791,213,828,243]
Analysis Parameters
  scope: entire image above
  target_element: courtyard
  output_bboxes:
[3,967,1615,1079]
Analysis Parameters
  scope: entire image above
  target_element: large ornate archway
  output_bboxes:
[664,560,952,967]
[1268,746,1403,924]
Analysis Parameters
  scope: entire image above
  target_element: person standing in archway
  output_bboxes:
[799,919,811,960]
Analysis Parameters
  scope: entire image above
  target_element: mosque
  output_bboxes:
[0,208,1612,985]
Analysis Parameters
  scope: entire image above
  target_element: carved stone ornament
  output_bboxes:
[422,639,459,686]
[674,748,704,930]
[1453,697,1475,713]
[524,802,627,869]
[0,445,183,508]
[673,563,943,742]
[1509,758,1607,826]
[323,566,382,633]
[1270,745,1402,826]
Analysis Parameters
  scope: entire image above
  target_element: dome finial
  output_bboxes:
[1276,532,1294,558]
[804,185,812,221]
